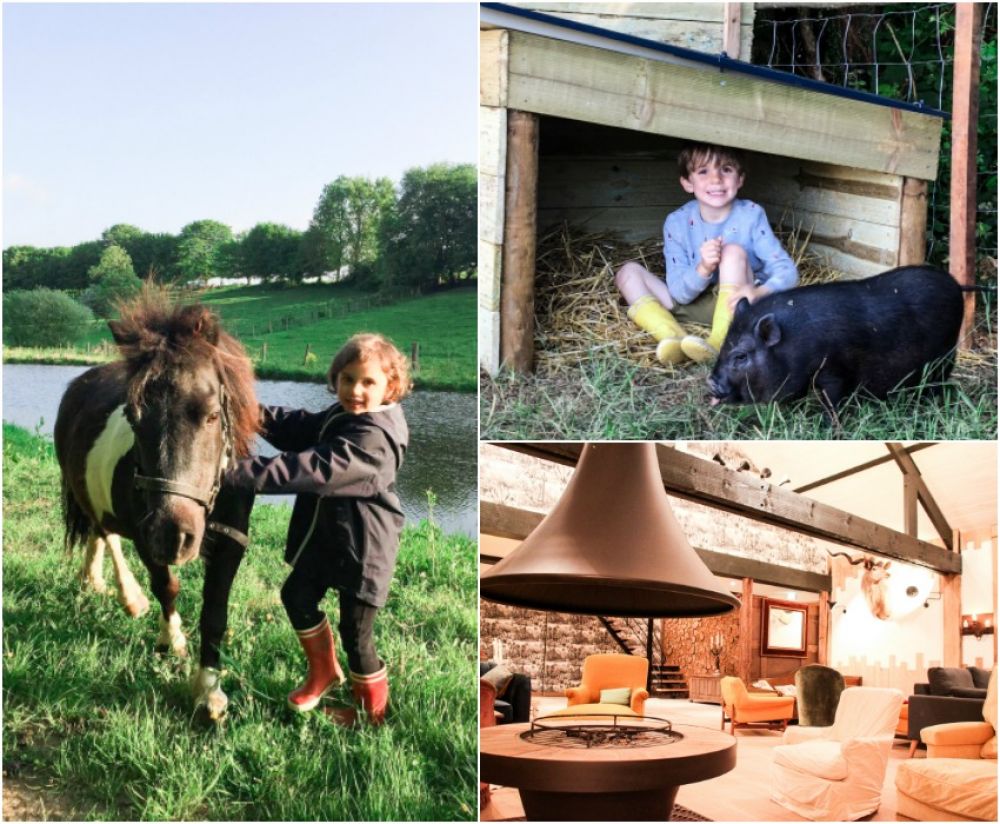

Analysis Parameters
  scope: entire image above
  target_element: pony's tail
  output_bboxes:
[61,479,92,553]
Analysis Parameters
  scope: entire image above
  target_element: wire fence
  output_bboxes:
[752,3,997,272]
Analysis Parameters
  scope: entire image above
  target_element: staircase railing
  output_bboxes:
[598,617,665,692]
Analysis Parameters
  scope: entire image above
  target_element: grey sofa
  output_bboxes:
[480,661,532,724]
[906,666,991,749]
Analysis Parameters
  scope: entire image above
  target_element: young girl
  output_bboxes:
[226,333,410,725]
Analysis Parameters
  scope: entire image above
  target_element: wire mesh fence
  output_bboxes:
[752,3,997,272]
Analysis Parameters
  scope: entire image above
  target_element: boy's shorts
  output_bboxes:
[673,287,717,326]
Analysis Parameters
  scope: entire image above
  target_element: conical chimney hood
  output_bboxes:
[481,443,740,617]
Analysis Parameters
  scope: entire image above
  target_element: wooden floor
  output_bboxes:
[481,697,921,822]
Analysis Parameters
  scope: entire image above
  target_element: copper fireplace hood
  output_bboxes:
[481,442,740,617]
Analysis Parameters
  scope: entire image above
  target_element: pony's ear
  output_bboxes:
[193,310,220,345]
[108,320,138,347]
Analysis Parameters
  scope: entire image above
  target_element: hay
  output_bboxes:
[533,219,842,375]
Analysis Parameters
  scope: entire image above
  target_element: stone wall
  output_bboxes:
[480,602,619,692]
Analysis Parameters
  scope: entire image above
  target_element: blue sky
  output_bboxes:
[3,3,477,248]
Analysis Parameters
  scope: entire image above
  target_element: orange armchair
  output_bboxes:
[720,676,795,734]
[564,654,650,716]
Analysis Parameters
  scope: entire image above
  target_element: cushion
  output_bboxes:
[952,687,988,699]
[772,740,848,781]
[981,667,997,759]
[598,687,631,706]
[751,679,774,690]
[774,684,797,697]
[969,666,992,689]
[929,667,976,696]
[481,664,514,697]
[895,758,998,821]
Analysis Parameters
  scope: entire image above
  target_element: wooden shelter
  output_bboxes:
[479,3,948,373]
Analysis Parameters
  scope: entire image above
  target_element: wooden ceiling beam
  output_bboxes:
[886,442,954,551]
[493,443,960,574]
[793,443,936,493]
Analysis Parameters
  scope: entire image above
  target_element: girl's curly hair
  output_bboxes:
[326,332,413,403]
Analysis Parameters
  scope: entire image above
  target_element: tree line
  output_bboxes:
[3,162,476,295]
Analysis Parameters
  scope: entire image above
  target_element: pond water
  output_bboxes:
[2,364,476,536]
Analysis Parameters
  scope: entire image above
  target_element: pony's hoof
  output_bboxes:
[80,577,108,595]
[203,690,228,721]
[123,595,150,617]
[191,667,228,722]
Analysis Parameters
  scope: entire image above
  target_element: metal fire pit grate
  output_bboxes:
[522,714,684,749]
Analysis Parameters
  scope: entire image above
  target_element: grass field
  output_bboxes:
[2,424,477,821]
[5,283,477,392]
[480,344,999,440]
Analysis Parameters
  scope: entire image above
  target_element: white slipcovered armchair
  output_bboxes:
[770,686,904,821]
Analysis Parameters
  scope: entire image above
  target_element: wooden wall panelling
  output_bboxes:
[505,31,941,179]
[516,3,756,57]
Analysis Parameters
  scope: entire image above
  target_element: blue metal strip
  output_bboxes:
[482,2,949,120]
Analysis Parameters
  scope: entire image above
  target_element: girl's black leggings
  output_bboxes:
[281,551,380,675]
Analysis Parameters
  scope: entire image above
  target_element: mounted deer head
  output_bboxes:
[829,552,893,620]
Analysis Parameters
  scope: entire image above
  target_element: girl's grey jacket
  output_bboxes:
[226,402,408,607]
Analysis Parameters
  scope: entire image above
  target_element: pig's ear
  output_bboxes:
[754,314,781,347]
[734,298,752,319]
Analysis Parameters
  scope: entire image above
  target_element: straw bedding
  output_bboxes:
[533,221,831,376]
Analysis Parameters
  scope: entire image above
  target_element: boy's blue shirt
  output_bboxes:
[662,199,799,304]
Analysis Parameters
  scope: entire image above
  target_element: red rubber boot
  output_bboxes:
[327,664,389,726]
[287,616,346,712]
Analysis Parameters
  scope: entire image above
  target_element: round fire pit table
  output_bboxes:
[480,717,736,821]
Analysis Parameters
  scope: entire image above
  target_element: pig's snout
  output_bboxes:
[707,372,730,401]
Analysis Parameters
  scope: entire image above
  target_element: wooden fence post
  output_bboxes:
[950,2,985,348]
[411,342,420,370]
[261,342,268,362]
[898,178,928,266]
[303,343,312,364]
[500,109,539,373]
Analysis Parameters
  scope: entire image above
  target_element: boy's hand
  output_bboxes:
[697,237,723,277]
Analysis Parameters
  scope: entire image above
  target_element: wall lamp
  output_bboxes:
[961,613,995,640]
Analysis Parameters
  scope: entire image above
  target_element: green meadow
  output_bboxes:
[5,284,477,392]
[2,424,477,820]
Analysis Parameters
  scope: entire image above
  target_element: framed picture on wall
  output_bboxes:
[761,598,808,657]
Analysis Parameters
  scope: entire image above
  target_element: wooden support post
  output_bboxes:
[646,618,654,693]
[261,342,268,362]
[411,341,420,370]
[950,2,984,348]
[993,532,998,663]
[903,473,919,537]
[898,178,928,266]
[302,343,312,365]
[738,578,753,683]
[942,529,963,667]
[500,109,539,373]
[722,3,741,58]
[818,591,829,666]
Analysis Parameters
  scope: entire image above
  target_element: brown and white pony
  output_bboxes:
[54,291,259,719]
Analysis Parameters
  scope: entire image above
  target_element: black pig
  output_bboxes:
[707,265,963,411]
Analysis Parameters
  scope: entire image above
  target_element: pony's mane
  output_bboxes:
[111,289,259,458]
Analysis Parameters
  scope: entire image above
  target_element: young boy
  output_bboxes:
[615,143,799,364]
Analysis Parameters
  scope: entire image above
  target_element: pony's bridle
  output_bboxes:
[132,385,248,547]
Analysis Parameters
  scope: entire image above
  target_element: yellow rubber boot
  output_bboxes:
[681,285,735,363]
[626,295,687,365]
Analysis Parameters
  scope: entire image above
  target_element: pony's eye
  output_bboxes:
[206,412,220,425]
